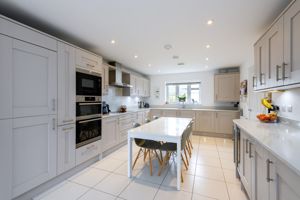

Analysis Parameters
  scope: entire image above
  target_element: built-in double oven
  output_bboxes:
[76,68,102,148]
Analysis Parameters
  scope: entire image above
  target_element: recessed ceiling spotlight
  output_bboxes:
[173,55,179,59]
[206,44,211,49]
[207,20,214,25]
[177,62,185,66]
[205,57,209,61]
[134,55,138,59]
[111,40,116,44]
[164,44,172,50]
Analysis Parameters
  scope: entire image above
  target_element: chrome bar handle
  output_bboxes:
[260,73,266,85]
[86,63,95,68]
[63,119,74,123]
[249,142,253,158]
[253,76,257,88]
[245,139,249,154]
[276,65,282,81]
[62,127,74,131]
[52,99,56,111]
[266,159,274,182]
[282,62,288,80]
[78,117,101,124]
[52,118,56,131]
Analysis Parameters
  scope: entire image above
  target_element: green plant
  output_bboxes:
[177,94,186,102]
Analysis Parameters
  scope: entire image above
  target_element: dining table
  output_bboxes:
[127,117,193,190]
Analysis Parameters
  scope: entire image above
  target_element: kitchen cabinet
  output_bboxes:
[76,140,101,165]
[0,119,12,200]
[0,35,12,120]
[143,79,150,97]
[102,63,110,96]
[253,0,300,90]
[119,114,135,142]
[136,77,144,96]
[57,124,76,175]
[102,117,119,152]
[195,111,215,132]
[137,111,144,124]
[150,109,163,119]
[214,73,240,102]
[162,110,178,117]
[57,42,76,126]
[130,75,138,96]
[7,38,57,118]
[12,115,57,198]
[76,48,102,73]
[283,0,300,86]
[215,111,239,135]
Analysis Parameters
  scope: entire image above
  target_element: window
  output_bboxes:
[166,82,201,104]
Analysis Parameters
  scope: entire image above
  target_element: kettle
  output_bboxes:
[102,101,111,114]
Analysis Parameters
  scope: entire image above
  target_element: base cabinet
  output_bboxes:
[215,112,239,135]
[102,117,119,152]
[57,124,76,175]
[195,111,215,132]
[12,116,57,198]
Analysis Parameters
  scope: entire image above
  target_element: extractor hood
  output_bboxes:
[109,62,133,88]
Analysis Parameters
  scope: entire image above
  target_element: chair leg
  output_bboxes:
[181,171,184,183]
[154,150,162,166]
[160,150,163,162]
[181,153,188,170]
[132,148,142,169]
[148,150,153,176]
[144,148,147,162]
[158,152,169,176]
[184,148,189,166]
[188,138,193,149]
[186,142,192,157]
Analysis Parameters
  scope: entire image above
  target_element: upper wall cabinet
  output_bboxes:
[0,36,57,118]
[102,63,110,96]
[58,42,76,126]
[254,0,300,91]
[214,73,240,102]
[76,48,102,73]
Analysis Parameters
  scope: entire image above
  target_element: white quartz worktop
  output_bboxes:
[102,108,150,118]
[150,107,239,112]
[233,119,300,176]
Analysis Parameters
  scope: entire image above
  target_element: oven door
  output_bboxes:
[76,102,102,121]
[76,117,102,148]
[76,71,102,96]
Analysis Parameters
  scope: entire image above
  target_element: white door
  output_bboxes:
[58,42,76,126]
[269,154,300,200]
[283,0,300,85]
[102,117,119,152]
[12,115,57,198]
[0,35,13,120]
[0,119,12,200]
[252,143,269,200]
[266,17,284,88]
[12,39,57,118]
[57,124,76,175]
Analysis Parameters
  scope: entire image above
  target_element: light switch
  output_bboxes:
[287,105,293,112]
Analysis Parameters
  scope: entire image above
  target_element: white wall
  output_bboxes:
[149,70,233,107]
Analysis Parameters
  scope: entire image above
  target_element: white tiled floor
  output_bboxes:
[34,135,247,200]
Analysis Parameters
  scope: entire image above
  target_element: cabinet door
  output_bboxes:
[136,77,144,96]
[214,73,240,102]
[137,112,144,124]
[102,63,109,95]
[283,0,300,85]
[266,17,284,88]
[0,35,13,120]
[215,112,239,135]
[150,109,163,119]
[0,119,12,200]
[162,110,178,117]
[254,37,269,90]
[12,39,57,118]
[130,75,137,96]
[143,79,150,97]
[102,117,119,152]
[58,42,76,126]
[252,143,269,200]
[76,48,102,73]
[269,154,300,200]
[240,132,252,196]
[57,124,76,175]
[12,115,57,198]
[195,111,215,132]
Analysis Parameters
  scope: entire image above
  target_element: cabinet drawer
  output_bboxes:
[76,141,100,165]
[76,48,102,72]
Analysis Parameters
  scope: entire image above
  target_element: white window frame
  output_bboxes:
[165,82,201,104]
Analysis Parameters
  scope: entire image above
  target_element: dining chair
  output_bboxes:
[157,123,191,182]
[131,123,163,176]
[144,118,151,123]
[152,116,159,120]
[185,120,194,158]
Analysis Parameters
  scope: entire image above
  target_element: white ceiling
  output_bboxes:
[0,0,292,75]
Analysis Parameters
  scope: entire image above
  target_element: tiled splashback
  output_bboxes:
[102,87,147,112]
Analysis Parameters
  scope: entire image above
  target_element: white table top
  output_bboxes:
[128,117,192,142]
[233,119,300,176]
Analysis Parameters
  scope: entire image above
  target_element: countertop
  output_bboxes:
[150,107,240,112]
[233,119,300,176]
[102,108,150,118]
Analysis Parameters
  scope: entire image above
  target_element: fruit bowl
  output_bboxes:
[256,113,278,123]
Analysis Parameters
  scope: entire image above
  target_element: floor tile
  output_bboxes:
[199,137,216,144]
[217,146,233,153]
[119,179,160,200]
[92,157,125,172]
[94,173,131,196]
[108,150,130,161]
[193,177,229,200]
[154,186,192,200]
[197,149,219,158]
[223,169,240,185]
[70,168,110,187]
[183,163,197,175]
[35,182,89,200]
[227,183,248,200]
[78,189,116,200]
[192,193,217,200]
[197,156,221,168]
[135,162,169,185]
[162,167,194,192]
[218,152,233,161]
[220,159,235,170]
[198,144,218,151]
[195,164,224,181]
[114,159,144,177]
